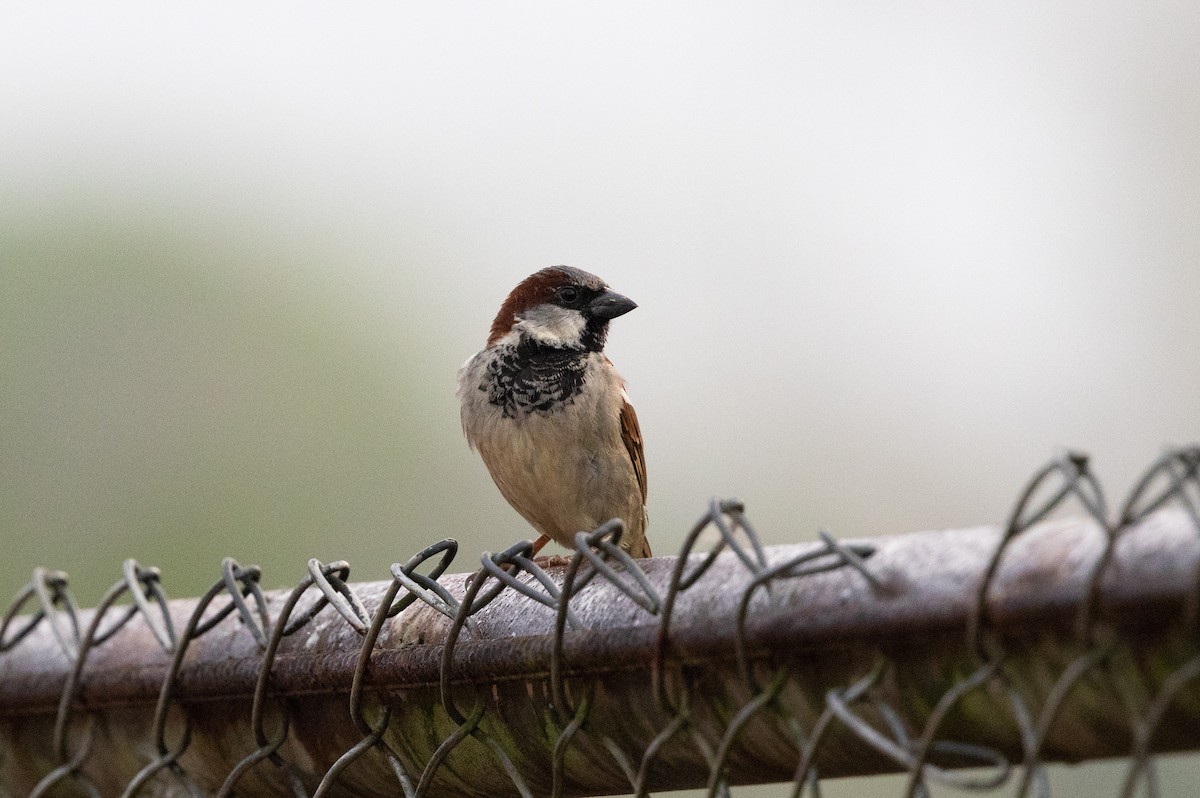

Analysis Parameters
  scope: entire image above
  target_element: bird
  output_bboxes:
[457,265,651,559]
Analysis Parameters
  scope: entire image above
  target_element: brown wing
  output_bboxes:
[619,395,648,503]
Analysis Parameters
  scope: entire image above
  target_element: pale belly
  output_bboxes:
[476,407,642,548]
[460,349,647,553]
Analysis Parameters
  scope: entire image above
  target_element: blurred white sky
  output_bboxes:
[2,4,1200,796]
[2,1,1199,569]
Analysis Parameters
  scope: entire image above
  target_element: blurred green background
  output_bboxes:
[3,2,1199,795]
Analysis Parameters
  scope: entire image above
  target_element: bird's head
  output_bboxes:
[487,266,637,352]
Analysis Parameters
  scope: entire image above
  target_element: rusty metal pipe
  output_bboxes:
[2,509,1199,796]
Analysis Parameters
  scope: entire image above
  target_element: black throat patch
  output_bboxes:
[482,340,589,418]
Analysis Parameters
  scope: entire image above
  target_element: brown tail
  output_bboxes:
[627,534,652,558]
[626,508,652,558]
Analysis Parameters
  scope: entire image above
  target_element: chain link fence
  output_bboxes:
[2,448,1199,797]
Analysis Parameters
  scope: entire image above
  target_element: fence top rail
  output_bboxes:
[2,447,1199,797]
[1,507,1195,716]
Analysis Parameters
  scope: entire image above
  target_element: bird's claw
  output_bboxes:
[532,554,573,570]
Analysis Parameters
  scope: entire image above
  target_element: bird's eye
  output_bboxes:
[557,286,580,304]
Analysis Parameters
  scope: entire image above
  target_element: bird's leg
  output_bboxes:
[493,535,571,574]
[531,534,573,569]
[496,534,553,575]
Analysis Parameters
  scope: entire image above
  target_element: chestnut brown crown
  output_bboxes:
[486,266,614,347]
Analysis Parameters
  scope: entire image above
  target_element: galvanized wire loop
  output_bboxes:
[710,498,770,574]
[1120,651,1200,798]
[313,722,397,798]
[571,520,661,613]
[190,558,266,637]
[462,539,535,615]
[119,559,175,650]
[816,529,882,587]
[704,668,790,797]
[734,536,876,689]
[1118,446,1200,630]
[896,659,1010,796]
[45,560,176,793]
[386,538,460,618]
[683,500,752,590]
[7,567,82,659]
[30,715,98,798]
[305,558,371,634]
[479,549,565,612]
[124,718,199,798]
[1120,446,1200,527]
[1,580,50,652]
[413,700,486,798]
[335,559,423,797]
[967,452,1110,660]
[132,559,265,796]
[218,555,272,648]
[439,564,496,726]
[791,662,885,791]
[652,501,747,711]
[550,548,593,719]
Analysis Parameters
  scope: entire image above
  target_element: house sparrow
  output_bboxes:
[457,266,651,559]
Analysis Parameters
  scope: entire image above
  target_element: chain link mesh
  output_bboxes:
[2,447,1199,796]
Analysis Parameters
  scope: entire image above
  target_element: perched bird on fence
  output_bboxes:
[457,266,652,559]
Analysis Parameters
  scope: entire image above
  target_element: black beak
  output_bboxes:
[588,290,637,320]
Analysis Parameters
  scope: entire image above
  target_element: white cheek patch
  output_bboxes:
[516,304,587,348]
